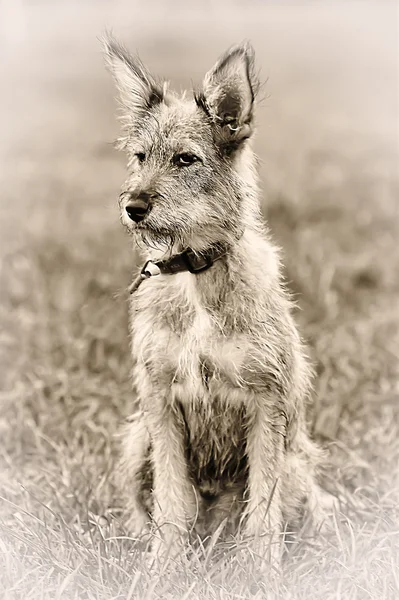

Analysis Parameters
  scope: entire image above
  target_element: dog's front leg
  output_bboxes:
[119,411,151,538]
[244,398,285,572]
[146,401,197,562]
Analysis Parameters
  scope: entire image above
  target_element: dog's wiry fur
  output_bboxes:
[104,37,334,565]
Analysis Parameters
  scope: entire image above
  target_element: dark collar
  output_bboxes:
[129,245,227,294]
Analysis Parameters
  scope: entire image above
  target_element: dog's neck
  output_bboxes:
[131,220,279,304]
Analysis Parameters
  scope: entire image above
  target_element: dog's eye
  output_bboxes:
[173,153,200,167]
[135,152,146,164]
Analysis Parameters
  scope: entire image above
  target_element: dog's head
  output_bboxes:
[104,37,260,252]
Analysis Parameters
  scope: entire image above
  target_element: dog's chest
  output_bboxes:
[131,272,248,399]
[131,273,249,492]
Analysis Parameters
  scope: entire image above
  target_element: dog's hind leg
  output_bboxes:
[282,432,339,534]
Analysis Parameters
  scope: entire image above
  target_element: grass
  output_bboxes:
[0,1,398,598]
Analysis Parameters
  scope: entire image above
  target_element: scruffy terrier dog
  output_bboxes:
[104,37,333,567]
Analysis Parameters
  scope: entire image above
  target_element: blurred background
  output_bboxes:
[0,1,398,598]
[0,0,397,257]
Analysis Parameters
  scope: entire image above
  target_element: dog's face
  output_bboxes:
[104,39,259,251]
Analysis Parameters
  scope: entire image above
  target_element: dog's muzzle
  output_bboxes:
[121,191,156,223]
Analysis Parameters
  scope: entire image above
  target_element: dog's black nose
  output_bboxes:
[125,192,154,223]
[125,199,149,223]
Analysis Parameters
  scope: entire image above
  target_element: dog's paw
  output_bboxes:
[309,487,341,534]
[126,510,152,546]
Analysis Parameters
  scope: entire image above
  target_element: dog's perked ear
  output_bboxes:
[102,35,164,115]
[196,43,259,154]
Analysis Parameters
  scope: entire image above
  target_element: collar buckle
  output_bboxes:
[141,260,161,278]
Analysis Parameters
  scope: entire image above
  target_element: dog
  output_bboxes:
[104,37,334,568]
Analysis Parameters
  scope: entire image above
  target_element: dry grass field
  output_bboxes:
[0,1,398,598]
